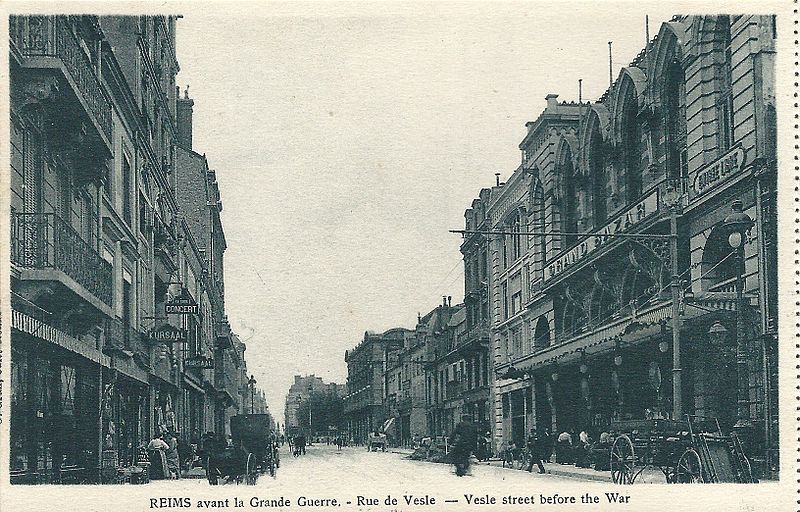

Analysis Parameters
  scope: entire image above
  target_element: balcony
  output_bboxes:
[11,212,113,309]
[455,324,490,352]
[10,16,113,152]
[215,355,241,407]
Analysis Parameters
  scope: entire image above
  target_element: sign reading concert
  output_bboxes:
[165,288,199,315]
[184,356,214,369]
[149,324,187,343]
[545,190,659,281]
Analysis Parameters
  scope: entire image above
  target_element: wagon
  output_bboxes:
[367,432,387,452]
[206,414,278,485]
[608,415,755,484]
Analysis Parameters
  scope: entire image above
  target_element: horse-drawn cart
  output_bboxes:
[206,414,278,485]
[367,432,387,452]
[608,416,755,484]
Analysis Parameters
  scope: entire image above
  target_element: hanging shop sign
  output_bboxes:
[184,355,215,369]
[689,145,746,199]
[149,324,187,343]
[545,190,659,281]
[165,288,199,315]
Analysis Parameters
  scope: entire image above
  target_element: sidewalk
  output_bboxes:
[391,447,616,483]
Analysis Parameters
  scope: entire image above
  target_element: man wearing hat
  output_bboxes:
[451,414,478,477]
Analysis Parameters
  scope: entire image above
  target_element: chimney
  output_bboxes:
[442,296,447,307]
[176,85,194,150]
[447,296,452,307]
[495,173,501,186]
[546,93,559,109]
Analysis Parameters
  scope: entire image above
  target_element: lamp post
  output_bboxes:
[248,375,257,415]
[723,199,755,439]
[664,185,683,421]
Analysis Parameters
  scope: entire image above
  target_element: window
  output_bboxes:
[501,282,509,320]
[665,59,688,181]
[122,280,132,349]
[511,327,523,357]
[122,155,132,225]
[558,144,578,247]
[622,85,642,202]
[718,16,735,153]
[511,291,522,316]
[590,126,607,225]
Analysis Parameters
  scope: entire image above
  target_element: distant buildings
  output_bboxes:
[283,374,344,433]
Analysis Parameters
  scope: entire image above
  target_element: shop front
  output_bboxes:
[10,334,102,484]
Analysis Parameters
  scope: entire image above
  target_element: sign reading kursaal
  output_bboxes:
[148,324,187,343]
[184,355,214,369]
[545,190,659,281]
[165,288,199,315]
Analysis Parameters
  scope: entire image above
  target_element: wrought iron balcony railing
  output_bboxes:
[9,15,112,142]
[11,212,113,306]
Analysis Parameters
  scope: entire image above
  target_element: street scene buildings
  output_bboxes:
[6,11,781,489]
[8,15,269,483]
[342,14,778,480]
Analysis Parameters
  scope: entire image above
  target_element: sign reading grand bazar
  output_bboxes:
[342,13,778,485]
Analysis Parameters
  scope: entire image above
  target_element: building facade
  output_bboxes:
[9,15,249,484]
[343,329,407,444]
[487,15,777,476]
[283,374,342,433]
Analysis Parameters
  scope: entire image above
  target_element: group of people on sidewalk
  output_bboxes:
[142,429,238,480]
[445,416,615,477]
[502,428,614,473]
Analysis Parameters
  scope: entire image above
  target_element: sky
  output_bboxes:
[175,3,679,417]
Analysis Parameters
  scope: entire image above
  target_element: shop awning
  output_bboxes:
[510,301,673,374]
[504,294,739,376]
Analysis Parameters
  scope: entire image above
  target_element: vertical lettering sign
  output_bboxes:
[545,190,659,281]
[690,145,746,200]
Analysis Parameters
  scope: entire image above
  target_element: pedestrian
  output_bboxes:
[526,429,546,474]
[176,432,191,476]
[576,429,592,468]
[450,414,478,477]
[556,430,573,464]
[147,432,169,480]
[165,432,181,479]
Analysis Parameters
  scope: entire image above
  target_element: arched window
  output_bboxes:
[664,59,688,181]
[529,180,546,268]
[622,86,642,202]
[700,226,738,292]
[590,126,607,225]
[557,144,578,247]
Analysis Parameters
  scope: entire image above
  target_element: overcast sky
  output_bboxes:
[175,3,679,416]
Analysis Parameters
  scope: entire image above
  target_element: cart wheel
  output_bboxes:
[675,449,704,483]
[245,453,258,485]
[610,435,635,485]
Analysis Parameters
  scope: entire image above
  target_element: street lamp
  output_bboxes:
[663,184,684,421]
[722,199,755,438]
[248,375,257,415]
